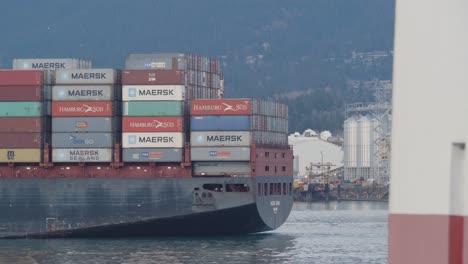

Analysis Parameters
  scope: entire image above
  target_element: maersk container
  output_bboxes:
[52,133,113,148]
[52,85,114,101]
[190,116,251,131]
[0,102,42,117]
[0,70,43,86]
[0,149,41,163]
[122,148,183,162]
[122,132,184,148]
[123,101,183,117]
[0,133,42,148]
[55,69,118,85]
[190,131,251,147]
[52,148,113,162]
[122,85,185,101]
[193,161,251,176]
[190,147,251,161]
[0,86,42,101]
[52,117,116,132]
[12,58,92,70]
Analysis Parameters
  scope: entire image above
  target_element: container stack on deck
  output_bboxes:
[124,53,224,100]
[189,99,291,176]
[0,70,45,163]
[51,69,120,163]
[0,54,293,178]
[121,71,185,162]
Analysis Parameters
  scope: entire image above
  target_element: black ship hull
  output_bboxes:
[0,176,293,238]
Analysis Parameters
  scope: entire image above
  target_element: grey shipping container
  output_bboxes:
[190,131,251,147]
[52,85,114,101]
[122,148,183,162]
[190,147,251,161]
[52,117,117,132]
[55,69,118,85]
[52,148,113,162]
[52,133,114,148]
[125,53,186,70]
[193,161,251,176]
[12,58,92,70]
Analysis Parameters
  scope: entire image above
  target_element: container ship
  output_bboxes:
[0,54,293,238]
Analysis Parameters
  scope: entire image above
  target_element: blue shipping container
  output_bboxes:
[190,116,251,131]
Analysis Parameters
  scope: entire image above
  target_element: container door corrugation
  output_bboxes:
[0,102,42,117]
[0,133,42,148]
[122,132,184,148]
[55,69,118,85]
[0,70,43,86]
[122,85,185,101]
[0,149,41,163]
[190,131,251,147]
[52,117,115,132]
[52,148,113,162]
[52,85,114,101]
[190,116,251,131]
[0,86,42,101]
[190,147,251,161]
[0,117,43,133]
[122,148,183,162]
[122,117,184,132]
[123,101,183,117]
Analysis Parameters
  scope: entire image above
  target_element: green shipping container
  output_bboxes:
[0,102,42,117]
[123,101,183,116]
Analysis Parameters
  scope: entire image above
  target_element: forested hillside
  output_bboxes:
[0,0,395,132]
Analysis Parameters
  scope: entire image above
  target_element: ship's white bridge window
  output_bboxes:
[226,184,250,192]
[203,184,223,192]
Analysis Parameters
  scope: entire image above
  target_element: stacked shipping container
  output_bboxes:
[51,69,119,162]
[190,99,289,176]
[121,71,185,162]
[124,53,224,100]
[0,70,45,162]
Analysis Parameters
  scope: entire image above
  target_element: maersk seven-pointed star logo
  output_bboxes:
[128,88,137,97]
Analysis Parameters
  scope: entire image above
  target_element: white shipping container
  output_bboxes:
[122,132,184,148]
[55,69,118,85]
[122,85,185,101]
[12,58,92,70]
[191,131,251,147]
[52,148,112,162]
[52,85,114,101]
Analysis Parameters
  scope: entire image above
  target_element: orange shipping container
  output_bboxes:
[122,117,184,132]
[52,101,113,117]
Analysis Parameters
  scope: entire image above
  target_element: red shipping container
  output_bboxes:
[0,70,43,86]
[190,99,252,116]
[122,70,184,85]
[0,117,42,132]
[52,101,113,117]
[122,117,184,132]
[0,133,42,148]
[0,86,42,101]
